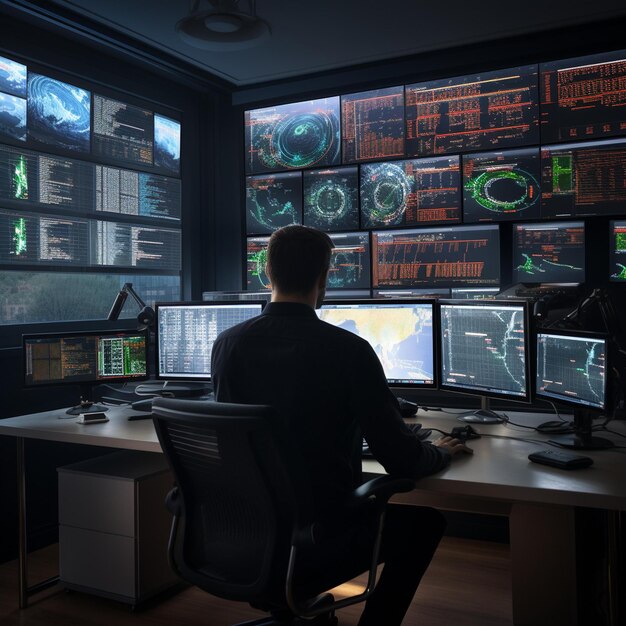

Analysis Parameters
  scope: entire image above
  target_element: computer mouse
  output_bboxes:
[450,425,481,442]
[536,420,572,433]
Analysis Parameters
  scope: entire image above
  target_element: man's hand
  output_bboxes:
[432,436,473,456]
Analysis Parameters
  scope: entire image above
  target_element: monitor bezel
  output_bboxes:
[318,297,438,389]
[154,300,266,381]
[22,328,149,388]
[535,327,609,413]
[609,219,626,283]
[437,299,532,403]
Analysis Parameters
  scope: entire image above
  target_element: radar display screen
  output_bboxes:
[328,231,371,290]
[303,166,359,231]
[156,302,263,380]
[541,139,626,217]
[0,55,27,97]
[405,65,539,156]
[513,221,585,284]
[27,73,90,153]
[154,114,181,173]
[245,97,340,174]
[246,171,302,234]
[360,156,461,228]
[610,220,626,282]
[536,331,606,410]
[440,302,529,400]
[23,330,148,386]
[372,225,500,288]
[93,95,153,165]
[318,300,435,387]
[341,86,405,163]
[246,236,270,290]
[462,148,541,222]
[0,92,26,142]
[541,51,626,143]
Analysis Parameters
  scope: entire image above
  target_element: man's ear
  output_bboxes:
[318,269,328,289]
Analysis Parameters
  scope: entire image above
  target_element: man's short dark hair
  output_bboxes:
[266,226,333,295]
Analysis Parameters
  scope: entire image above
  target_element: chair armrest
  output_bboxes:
[348,475,415,507]
[165,486,181,516]
[293,476,414,547]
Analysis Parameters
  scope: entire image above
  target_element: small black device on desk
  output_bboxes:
[450,424,481,442]
[528,450,593,470]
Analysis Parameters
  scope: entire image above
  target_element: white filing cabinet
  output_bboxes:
[58,450,178,605]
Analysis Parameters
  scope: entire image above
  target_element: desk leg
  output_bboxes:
[16,437,59,609]
[17,437,28,608]
[509,503,577,626]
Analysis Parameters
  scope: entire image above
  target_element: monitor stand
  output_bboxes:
[457,397,504,424]
[65,385,109,416]
[548,409,614,450]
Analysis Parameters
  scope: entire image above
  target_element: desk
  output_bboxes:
[1,406,625,625]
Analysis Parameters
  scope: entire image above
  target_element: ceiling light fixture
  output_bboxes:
[176,0,270,51]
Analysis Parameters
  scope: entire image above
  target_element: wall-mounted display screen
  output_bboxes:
[541,139,626,217]
[341,86,405,163]
[246,171,302,234]
[303,166,359,231]
[246,236,270,290]
[27,73,90,153]
[405,65,539,156]
[512,221,585,284]
[154,114,181,173]
[372,224,500,288]
[0,92,27,142]
[245,97,340,174]
[92,95,153,165]
[328,231,371,290]
[541,51,626,143]
[0,55,27,97]
[610,220,626,282]
[361,156,461,228]
[462,148,541,222]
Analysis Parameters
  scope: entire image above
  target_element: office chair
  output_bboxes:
[152,397,415,626]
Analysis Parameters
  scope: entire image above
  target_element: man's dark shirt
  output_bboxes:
[211,301,450,517]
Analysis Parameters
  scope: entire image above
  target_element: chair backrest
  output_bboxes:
[152,398,311,605]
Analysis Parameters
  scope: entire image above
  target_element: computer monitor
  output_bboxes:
[317,299,436,388]
[372,224,500,289]
[535,329,611,449]
[462,148,541,223]
[512,221,585,284]
[540,50,626,143]
[360,156,461,228]
[541,139,626,218]
[155,301,265,382]
[609,220,626,282]
[23,329,148,415]
[438,300,530,422]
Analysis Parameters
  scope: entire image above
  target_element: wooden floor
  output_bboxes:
[0,537,513,625]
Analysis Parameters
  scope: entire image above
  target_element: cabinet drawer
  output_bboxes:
[60,525,135,598]
[59,472,135,536]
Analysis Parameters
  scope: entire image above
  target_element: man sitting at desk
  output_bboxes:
[212,225,471,626]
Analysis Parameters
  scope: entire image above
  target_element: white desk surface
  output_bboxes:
[0,405,161,453]
[364,411,626,512]
[1,405,626,511]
